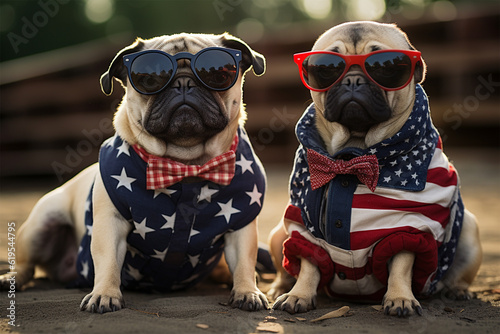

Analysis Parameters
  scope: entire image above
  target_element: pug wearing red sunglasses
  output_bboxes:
[0,33,270,313]
[268,21,482,317]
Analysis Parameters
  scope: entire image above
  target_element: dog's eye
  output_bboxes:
[129,53,174,94]
[211,71,231,85]
[365,53,412,89]
[197,66,236,90]
[307,64,344,89]
[318,68,339,80]
[132,72,171,93]
[303,54,346,90]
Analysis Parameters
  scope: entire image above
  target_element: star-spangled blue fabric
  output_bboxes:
[288,84,464,295]
[74,127,266,291]
[296,84,439,191]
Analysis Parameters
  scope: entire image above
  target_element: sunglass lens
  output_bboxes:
[303,54,346,90]
[365,52,412,89]
[195,50,237,90]
[130,53,174,93]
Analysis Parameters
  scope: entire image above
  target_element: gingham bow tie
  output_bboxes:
[134,137,238,190]
[307,149,379,192]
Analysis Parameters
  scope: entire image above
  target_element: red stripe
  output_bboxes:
[426,165,458,187]
[284,204,305,226]
[283,231,335,288]
[350,226,422,250]
[371,231,438,294]
[352,194,450,226]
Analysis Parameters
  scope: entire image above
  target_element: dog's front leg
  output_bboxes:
[272,257,320,314]
[224,219,269,311]
[438,210,482,300]
[383,251,423,317]
[267,218,296,300]
[80,174,131,313]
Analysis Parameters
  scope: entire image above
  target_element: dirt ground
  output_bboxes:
[1,148,499,334]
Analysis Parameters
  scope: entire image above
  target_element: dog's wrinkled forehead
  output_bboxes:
[313,22,413,54]
[143,33,219,55]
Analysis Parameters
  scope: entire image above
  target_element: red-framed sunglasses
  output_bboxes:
[293,49,422,92]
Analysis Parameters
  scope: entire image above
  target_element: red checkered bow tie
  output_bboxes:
[133,136,238,190]
[307,149,379,192]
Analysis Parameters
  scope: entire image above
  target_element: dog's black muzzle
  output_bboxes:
[324,73,392,132]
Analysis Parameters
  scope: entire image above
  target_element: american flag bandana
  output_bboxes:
[74,127,266,291]
[283,84,464,299]
[133,136,238,190]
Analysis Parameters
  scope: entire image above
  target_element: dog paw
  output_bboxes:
[382,295,422,317]
[0,274,15,290]
[0,267,33,290]
[80,292,125,314]
[272,293,316,314]
[229,288,269,311]
[444,287,474,301]
[266,272,296,301]
[267,285,286,302]
[267,280,294,301]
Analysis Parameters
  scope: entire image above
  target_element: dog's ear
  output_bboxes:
[219,33,266,76]
[100,38,145,96]
[391,24,427,85]
[414,56,427,84]
[399,29,426,84]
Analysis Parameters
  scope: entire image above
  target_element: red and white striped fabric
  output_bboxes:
[283,140,461,300]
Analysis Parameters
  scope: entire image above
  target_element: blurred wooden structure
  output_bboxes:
[1,8,499,182]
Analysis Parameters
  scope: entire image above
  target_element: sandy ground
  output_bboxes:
[1,148,499,334]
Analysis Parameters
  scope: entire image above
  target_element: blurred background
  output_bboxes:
[0,0,498,185]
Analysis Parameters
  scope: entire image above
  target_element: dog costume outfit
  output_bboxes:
[283,85,463,300]
[75,127,266,291]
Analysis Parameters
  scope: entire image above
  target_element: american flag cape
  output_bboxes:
[283,84,464,300]
[74,127,266,291]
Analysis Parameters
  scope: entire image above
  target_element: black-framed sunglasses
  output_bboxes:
[123,47,242,95]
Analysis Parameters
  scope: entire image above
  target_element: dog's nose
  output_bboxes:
[171,76,196,93]
[341,74,368,88]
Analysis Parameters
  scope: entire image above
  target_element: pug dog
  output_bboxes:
[0,32,270,313]
[268,21,482,317]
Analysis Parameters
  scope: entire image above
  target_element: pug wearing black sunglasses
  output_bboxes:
[0,33,269,313]
[268,21,482,317]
